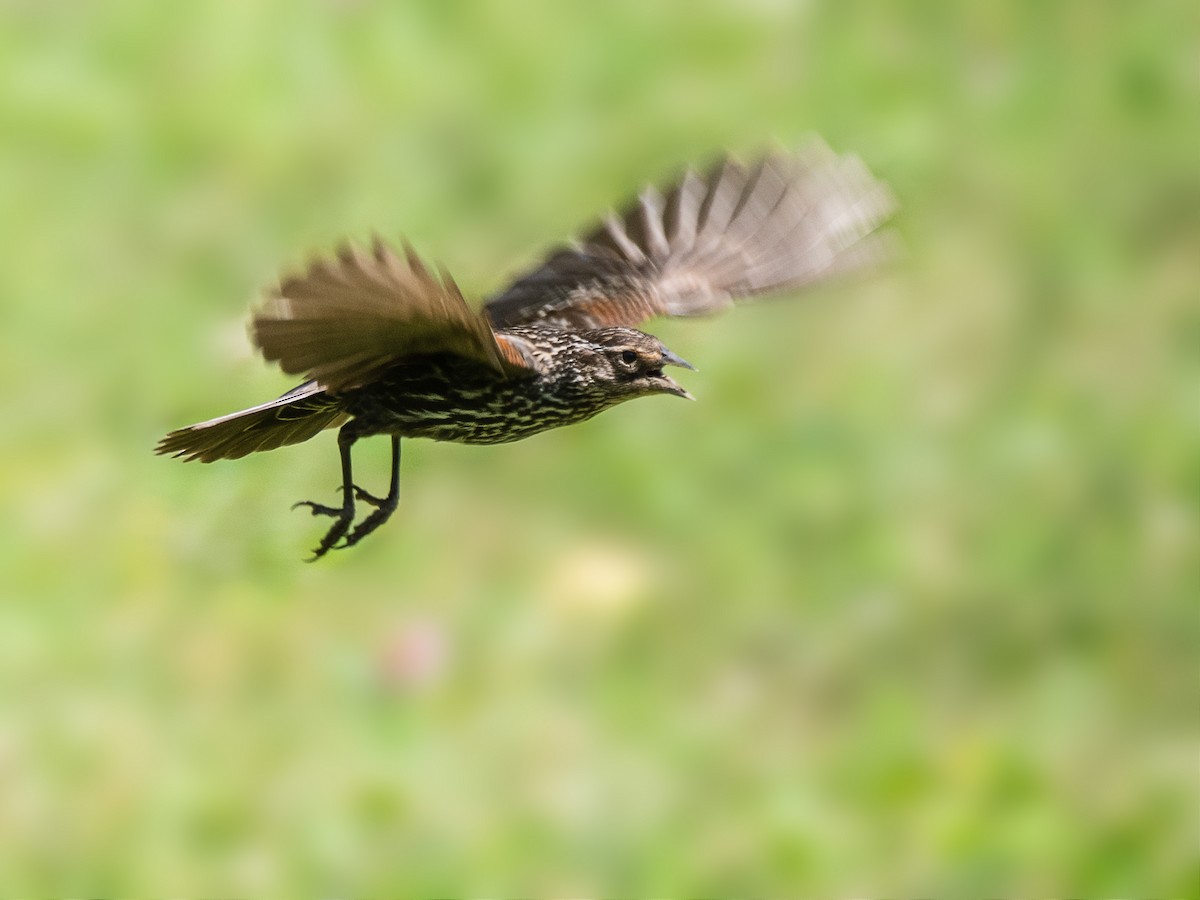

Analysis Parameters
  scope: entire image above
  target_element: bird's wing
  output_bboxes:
[484,140,897,331]
[252,237,537,392]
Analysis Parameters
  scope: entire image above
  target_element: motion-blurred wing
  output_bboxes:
[484,140,897,330]
[253,237,536,392]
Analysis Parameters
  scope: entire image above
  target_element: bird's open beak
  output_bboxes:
[657,346,696,400]
[659,377,695,400]
[661,348,697,371]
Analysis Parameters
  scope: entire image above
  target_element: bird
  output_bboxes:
[156,140,896,559]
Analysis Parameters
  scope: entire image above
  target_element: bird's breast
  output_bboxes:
[337,357,615,445]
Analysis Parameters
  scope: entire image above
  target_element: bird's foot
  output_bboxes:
[293,483,399,559]
[292,498,354,561]
[339,483,388,508]
[292,499,344,518]
[341,490,399,549]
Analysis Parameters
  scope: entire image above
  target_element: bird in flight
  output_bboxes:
[157,141,896,559]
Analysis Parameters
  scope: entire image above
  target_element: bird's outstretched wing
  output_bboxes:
[253,237,536,392]
[484,140,897,331]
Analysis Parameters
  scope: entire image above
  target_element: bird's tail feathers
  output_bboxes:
[155,382,347,462]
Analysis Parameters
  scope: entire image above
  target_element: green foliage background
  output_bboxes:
[2,0,1196,894]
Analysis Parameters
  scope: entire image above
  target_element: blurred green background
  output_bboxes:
[2,0,1196,894]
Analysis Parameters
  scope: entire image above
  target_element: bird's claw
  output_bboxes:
[340,506,394,549]
[292,499,345,518]
[338,484,387,507]
[293,485,398,560]
[292,499,354,560]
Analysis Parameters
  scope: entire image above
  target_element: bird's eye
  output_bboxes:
[620,350,638,366]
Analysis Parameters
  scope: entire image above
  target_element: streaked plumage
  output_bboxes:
[156,141,896,558]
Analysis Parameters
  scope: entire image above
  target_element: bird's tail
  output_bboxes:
[155,381,348,462]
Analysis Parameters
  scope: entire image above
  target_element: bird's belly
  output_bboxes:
[341,377,609,446]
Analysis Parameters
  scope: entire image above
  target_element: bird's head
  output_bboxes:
[569,327,696,402]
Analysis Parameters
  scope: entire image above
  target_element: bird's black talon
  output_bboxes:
[294,489,357,560]
[341,504,396,549]
[351,485,386,507]
[305,516,354,561]
[292,499,345,518]
[336,483,385,506]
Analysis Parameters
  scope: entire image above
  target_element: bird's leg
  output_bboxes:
[293,424,359,560]
[342,436,401,549]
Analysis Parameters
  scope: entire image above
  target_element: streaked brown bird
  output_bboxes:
[156,141,896,559]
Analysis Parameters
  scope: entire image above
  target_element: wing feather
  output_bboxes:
[484,139,897,331]
[253,237,533,392]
